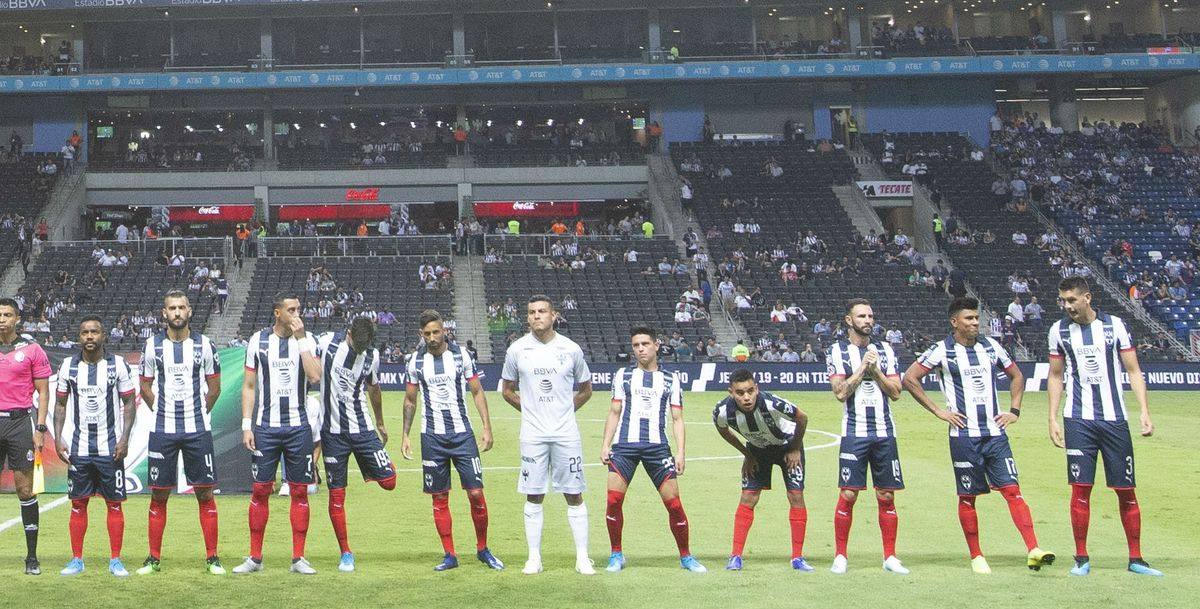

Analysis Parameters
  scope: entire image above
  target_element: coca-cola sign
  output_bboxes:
[168,205,256,222]
[473,201,580,218]
[345,188,380,201]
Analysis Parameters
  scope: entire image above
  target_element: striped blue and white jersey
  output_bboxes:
[56,353,136,457]
[406,342,478,436]
[140,332,220,434]
[916,336,1014,437]
[712,391,798,448]
[245,328,310,428]
[1048,312,1134,422]
[826,340,899,438]
[609,366,683,446]
[315,331,380,435]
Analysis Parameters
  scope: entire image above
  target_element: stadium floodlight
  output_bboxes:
[547,119,554,126]
[139,131,151,140]
[319,122,327,128]
[293,123,301,130]
[350,122,357,129]
[516,119,524,127]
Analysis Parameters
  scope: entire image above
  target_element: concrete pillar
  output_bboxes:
[848,14,863,50]
[648,8,662,50]
[453,12,466,56]
[262,104,275,161]
[260,16,273,60]
[1049,81,1079,132]
[254,185,270,224]
[1051,11,1068,49]
[457,182,473,219]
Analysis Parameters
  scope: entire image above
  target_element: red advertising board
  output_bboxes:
[473,201,580,218]
[275,204,392,221]
[169,205,256,222]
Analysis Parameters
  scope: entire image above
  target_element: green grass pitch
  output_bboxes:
[5,390,1198,608]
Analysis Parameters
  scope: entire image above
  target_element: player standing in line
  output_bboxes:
[600,326,705,573]
[826,298,908,575]
[713,369,811,572]
[501,295,595,575]
[54,316,138,577]
[0,297,52,575]
[137,290,224,575]
[401,310,503,572]
[1047,278,1162,577]
[902,297,1055,574]
[314,317,397,573]
[233,293,323,575]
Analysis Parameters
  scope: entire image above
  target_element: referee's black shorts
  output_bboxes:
[0,409,34,472]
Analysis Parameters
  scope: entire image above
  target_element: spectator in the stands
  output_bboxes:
[893,228,910,248]
[1007,296,1025,325]
[1023,296,1043,328]
[813,318,831,340]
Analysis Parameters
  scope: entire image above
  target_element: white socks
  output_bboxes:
[524,501,544,561]
[567,503,589,560]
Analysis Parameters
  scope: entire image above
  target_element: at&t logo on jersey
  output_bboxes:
[537,379,554,393]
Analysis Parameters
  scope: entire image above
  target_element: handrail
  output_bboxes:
[258,235,453,258]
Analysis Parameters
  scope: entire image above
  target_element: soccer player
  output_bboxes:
[713,369,810,572]
[0,297,52,575]
[826,298,907,575]
[401,310,503,572]
[233,293,323,575]
[53,316,138,577]
[137,290,223,575]
[902,297,1055,574]
[1047,277,1162,577]
[501,295,594,575]
[315,317,397,573]
[600,326,705,573]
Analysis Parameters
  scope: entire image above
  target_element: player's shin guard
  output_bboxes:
[21,497,39,559]
[731,503,755,556]
[1070,485,1092,558]
[523,502,544,559]
[606,490,626,552]
[467,491,489,553]
[664,497,690,557]
[1115,488,1142,560]
[567,503,589,560]
[957,496,982,558]
[288,483,310,560]
[432,494,455,555]
[147,499,167,560]
[787,504,807,559]
[877,496,899,558]
[69,498,89,559]
[248,482,273,560]
[328,488,350,554]
[834,495,855,557]
[197,497,219,559]
[999,486,1038,551]
[105,501,124,559]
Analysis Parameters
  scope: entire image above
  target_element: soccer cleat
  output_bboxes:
[725,555,743,571]
[206,556,227,575]
[521,558,543,575]
[25,558,40,576]
[290,557,317,575]
[681,555,707,573]
[109,558,129,577]
[1026,548,1055,571]
[883,556,910,575]
[433,554,459,572]
[971,556,992,575]
[231,557,263,574]
[606,552,625,573]
[830,555,848,574]
[135,556,161,575]
[60,558,85,576]
[1070,556,1090,577]
[575,558,596,576]
[339,552,355,573]
[477,548,504,570]
[1128,559,1164,577]
[790,557,814,572]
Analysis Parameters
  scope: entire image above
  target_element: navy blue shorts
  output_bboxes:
[743,443,805,492]
[421,432,482,494]
[607,443,677,489]
[321,431,395,489]
[949,435,1019,496]
[1064,419,1136,488]
[147,431,217,489]
[67,456,127,501]
[253,425,315,485]
[838,436,904,490]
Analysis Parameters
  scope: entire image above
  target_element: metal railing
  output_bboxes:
[256,235,453,258]
[481,234,673,258]
[40,236,232,260]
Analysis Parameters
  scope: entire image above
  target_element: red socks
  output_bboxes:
[432,494,455,555]
[106,501,124,559]
[877,496,898,558]
[788,504,807,559]
[248,482,272,560]
[288,483,310,560]
[69,498,89,559]
[958,496,982,558]
[197,497,219,559]
[664,496,691,557]
[468,491,490,552]
[731,503,755,556]
[1070,484,1092,558]
[148,498,167,560]
[329,487,350,554]
[1115,488,1142,560]
[999,486,1038,551]
[606,490,626,552]
[833,495,855,557]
